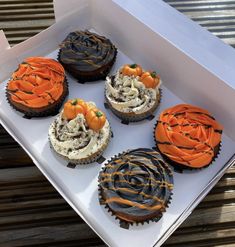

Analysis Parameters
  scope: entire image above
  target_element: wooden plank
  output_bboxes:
[166,0,235,4]
[0,13,55,21]
[0,198,69,215]
[0,166,44,184]
[0,209,80,231]
[0,147,33,168]
[0,224,103,247]
[214,244,235,247]
[180,205,235,228]
[5,29,45,37]
[0,3,53,10]
[0,0,52,3]
[0,19,54,29]
[165,228,235,246]
[0,8,54,16]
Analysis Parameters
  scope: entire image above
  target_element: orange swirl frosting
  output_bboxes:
[7,57,65,108]
[155,104,223,168]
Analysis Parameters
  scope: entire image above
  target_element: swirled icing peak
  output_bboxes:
[59,30,116,71]
[7,57,65,108]
[49,102,110,160]
[155,104,223,168]
[105,69,161,114]
[99,148,173,227]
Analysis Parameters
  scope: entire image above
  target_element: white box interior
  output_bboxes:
[0,1,235,246]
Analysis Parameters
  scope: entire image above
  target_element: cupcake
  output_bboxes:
[154,104,223,170]
[49,98,111,165]
[105,64,161,122]
[98,148,173,229]
[6,57,68,118]
[58,30,117,82]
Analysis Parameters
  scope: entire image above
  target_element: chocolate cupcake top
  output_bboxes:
[105,64,161,114]
[155,104,223,168]
[7,57,65,108]
[99,148,173,227]
[59,30,117,71]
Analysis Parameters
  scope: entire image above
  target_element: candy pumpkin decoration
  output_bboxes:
[86,108,106,131]
[63,98,88,120]
[121,64,142,77]
[140,71,160,89]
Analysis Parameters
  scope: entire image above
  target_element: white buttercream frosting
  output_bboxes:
[105,70,161,114]
[49,103,110,160]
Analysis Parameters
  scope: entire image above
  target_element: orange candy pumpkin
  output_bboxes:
[86,108,106,131]
[121,64,142,77]
[63,99,88,120]
[140,71,160,89]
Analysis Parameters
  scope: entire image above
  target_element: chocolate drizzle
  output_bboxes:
[155,104,223,168]
[98,148,173,228]
[59,30,117,72]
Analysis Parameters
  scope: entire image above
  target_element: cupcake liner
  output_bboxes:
[6,77,69,119]
[98,184,173,229]
[49,126,111,167]
[105,88,162,123]
[98,148,173,229]
[153,121,222,172]
[58,48,117,83]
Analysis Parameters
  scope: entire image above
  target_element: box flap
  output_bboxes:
[0,30,10,53]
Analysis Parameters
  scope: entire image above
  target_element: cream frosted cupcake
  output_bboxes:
[49,98,111,165]
[105,64,161,122]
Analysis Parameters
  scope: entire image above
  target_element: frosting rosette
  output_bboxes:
[98,148,173,228]
[7,57,65,108]
[155,104,223,168]
[105,66,161,122]
[59,30,117,72]
[49,101,111,165]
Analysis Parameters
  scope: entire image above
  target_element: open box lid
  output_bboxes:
[52,0,235,141]
[1,0,234,138]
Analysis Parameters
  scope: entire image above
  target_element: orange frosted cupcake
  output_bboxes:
[154,104,223,170]
[6,57,68,118]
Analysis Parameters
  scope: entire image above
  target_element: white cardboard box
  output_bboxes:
[0,1,235,246]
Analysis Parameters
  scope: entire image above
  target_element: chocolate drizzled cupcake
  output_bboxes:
[98,148,173,229]
[154,104,223,170]
[58,30,117,82]
[105,64,161,122]
[6,57,68,118]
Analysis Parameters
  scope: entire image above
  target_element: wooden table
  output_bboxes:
[0,0,235,246]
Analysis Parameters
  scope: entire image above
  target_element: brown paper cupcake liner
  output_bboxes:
[6,77,69,119]
[153,121,222,173]
[98,185,173,229]
[98,148,173,229]
[104,88,162,123]
[49,126,111,166]
[58,49,117,83]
